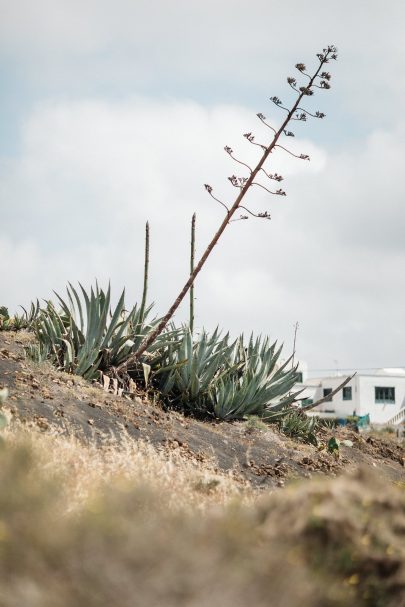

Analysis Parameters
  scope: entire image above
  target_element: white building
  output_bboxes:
[299,368,405,427]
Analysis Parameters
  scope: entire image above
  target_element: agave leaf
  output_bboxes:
[79,283,91,320]
[54,291,73,323]
[153,359,188,376]
[263,391,306,422]
[61,338,75,369]
[142,363,151,387]
[92,285,111,347]
[68,283,85,333]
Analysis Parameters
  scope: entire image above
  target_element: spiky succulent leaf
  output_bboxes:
[152,328,234,409]
[30,282,179,380]
[210,335,301,420]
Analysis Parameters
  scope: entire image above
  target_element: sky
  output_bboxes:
[1,0,405,376]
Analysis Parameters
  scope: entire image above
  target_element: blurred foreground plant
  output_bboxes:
[0,388,9,435]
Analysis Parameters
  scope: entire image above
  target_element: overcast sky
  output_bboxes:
[1,0,405,375]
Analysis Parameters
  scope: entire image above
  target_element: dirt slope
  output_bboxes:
[1,331,405,488]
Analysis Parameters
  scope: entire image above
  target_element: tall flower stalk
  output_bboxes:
[139,221,150,325]
[118,45,338,370]
[189,213,196,334]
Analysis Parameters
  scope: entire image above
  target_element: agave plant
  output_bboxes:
[31,283,164,380]
[25,341,51,364]
[19,300,41,329]
[25,282,302,423]
[211,335,301,420]
[0,307,10,330]
[149,330,301,421]
[0,301,40,331]
[278,409,319,446]
[151,328,234,411]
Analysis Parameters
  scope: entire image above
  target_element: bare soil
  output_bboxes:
[1,331,405,489]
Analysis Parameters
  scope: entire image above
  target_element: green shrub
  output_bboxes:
[0,307,10,330]
[0,301,40,332]
[244,415,269,432]
[278,409,319,446]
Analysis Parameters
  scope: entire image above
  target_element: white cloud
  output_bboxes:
[1,97,405,373]
[2,0,405,133]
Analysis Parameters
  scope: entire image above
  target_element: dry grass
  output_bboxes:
[3,421,255,515]
[0,418,405,606]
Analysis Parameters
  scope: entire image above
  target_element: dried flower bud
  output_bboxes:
[228,175,241,188]
[287,77,297,86]
[284,130,295,137]
[224,146,233,154]
[258,211,271,219]
[299,154,310,161]
[257,112,266,120]
[243,132,255,142]
[295,63,306,72]
[270,96,282,106]
[276,189,286,196]
[320,71,331,81]
[315,111,325,119]
[299,87,314,96]
[320,81,331,89]
[204,184,213,193]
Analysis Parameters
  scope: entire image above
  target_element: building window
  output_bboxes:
[343,387,352,401]
[296,372,303,383]
[301,398,313,406]
[375,387,395,404]
[323,388,332,402]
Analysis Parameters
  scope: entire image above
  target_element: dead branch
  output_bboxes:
[302,374,356,412]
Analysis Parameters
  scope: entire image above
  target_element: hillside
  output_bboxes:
[1,331,405,605]
[1,331,405,487]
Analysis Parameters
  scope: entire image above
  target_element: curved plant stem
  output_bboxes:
[117,47,335,371]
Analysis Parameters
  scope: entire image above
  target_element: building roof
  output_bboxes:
[375,368,405,376]
[306,369,405,382]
